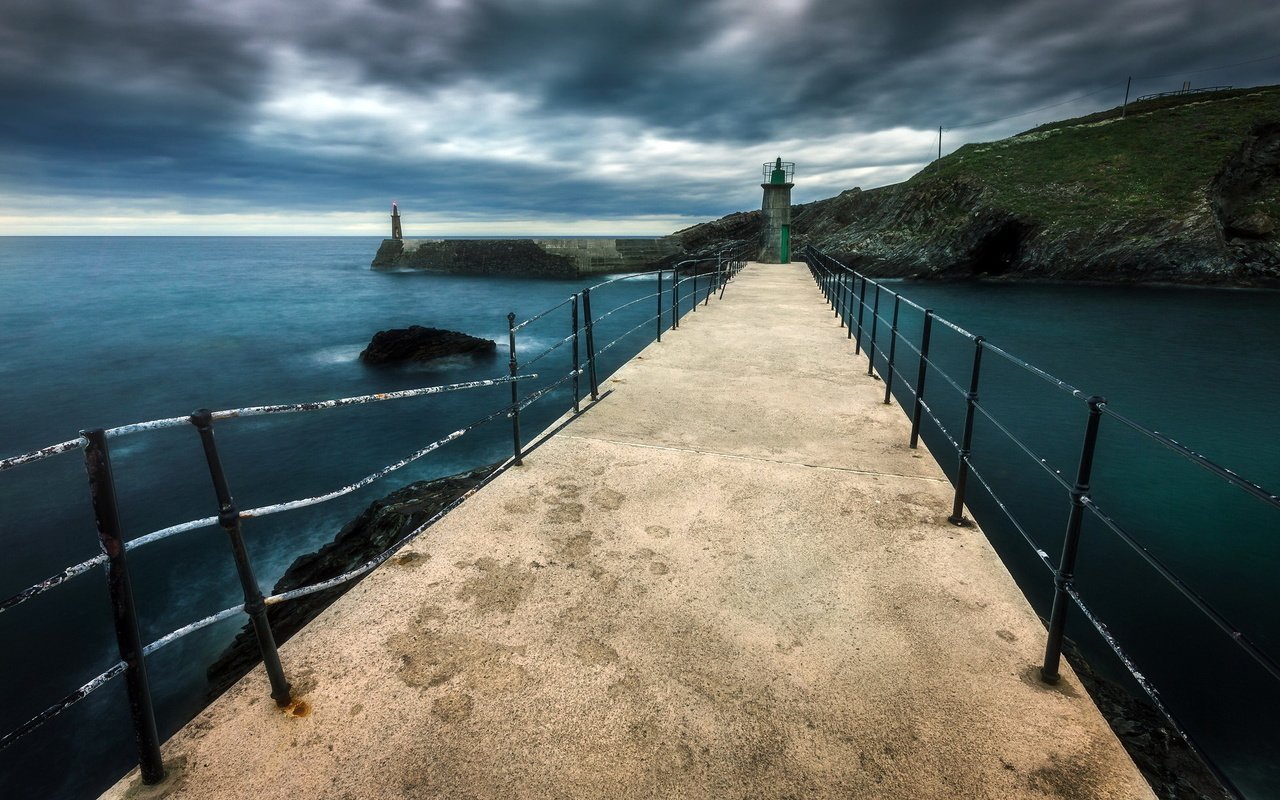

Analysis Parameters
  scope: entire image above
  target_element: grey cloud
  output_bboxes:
[1,0,1278,224]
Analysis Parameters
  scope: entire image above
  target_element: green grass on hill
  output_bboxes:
[914,86,1280,229]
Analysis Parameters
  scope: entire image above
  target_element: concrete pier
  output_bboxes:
[105,264,1153,799]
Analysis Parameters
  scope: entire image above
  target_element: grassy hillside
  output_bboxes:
[915,86,1280,229]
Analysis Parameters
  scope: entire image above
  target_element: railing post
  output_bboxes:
[836,271,847,325]
[655,271,663,343]
[854,276,868,355]
[884,295,901,405]
[948,336,985,525]
[507,313,523,465]
[582,287,600,400]
[82,429,165,785]
[867,284,882,377]
[691,267,698,312]
[704,262,712,307]
[845,273,855,339]
[571,295,581,413]
[909,310,935,449]
[671,266,679,329]
[1041,396,1106,684]
[189,410,292,708]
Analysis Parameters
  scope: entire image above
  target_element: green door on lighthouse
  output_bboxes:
[780,225,790,263]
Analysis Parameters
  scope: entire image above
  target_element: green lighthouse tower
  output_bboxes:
[759,157,794,263]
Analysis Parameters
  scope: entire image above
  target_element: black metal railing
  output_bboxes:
[803,245,1280,799]
[0,244,748,786]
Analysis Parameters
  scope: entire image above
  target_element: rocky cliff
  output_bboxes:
[682,85,1280,286]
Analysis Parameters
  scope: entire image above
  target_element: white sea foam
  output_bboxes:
[308,344,366,366]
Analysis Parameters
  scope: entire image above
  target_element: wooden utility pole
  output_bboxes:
[938,126,942,160]
[1121,76,1132,119]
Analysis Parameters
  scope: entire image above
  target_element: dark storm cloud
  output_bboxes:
[1,0,1279,228]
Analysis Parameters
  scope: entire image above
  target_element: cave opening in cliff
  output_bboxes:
[970,220,1031,276]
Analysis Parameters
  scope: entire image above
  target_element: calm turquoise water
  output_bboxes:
[0,239,1277,797]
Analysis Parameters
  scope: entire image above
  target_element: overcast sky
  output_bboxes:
[1,0,1277,235]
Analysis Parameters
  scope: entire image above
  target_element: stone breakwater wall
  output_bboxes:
[371,237,685,277]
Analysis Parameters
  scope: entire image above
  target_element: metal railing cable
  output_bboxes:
[512,294,576,333]
[585,267,665,292]
[1059,582,1212,775]
[984,341,1089,400]
[0,375,537,616]
[588,290,661,326]
[516,368,582,412]
[916,399,961,451]
[803,244,1275,799]
[971,400,1074,492]
[517,330,578,372]
[962,458,1057,569]
[1099,406,1280,510]
[0,661,130,754]
[1080,497,1280,682]
[0,375,527,473]
[0,243,749,780]
[594,311,666,360]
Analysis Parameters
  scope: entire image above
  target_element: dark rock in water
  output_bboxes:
[205,463,500,701]
[1061,638,1230,800]
[359,326,496,365]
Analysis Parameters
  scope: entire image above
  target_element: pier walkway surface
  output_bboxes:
[106,264,1153,800]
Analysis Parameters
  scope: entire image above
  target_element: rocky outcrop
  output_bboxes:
[1210,122,1280,279]
[205,464,499,700]
[784,178,1244,284]
[372,237,684,276]
[673,210,762,254]
[359,326,496,365]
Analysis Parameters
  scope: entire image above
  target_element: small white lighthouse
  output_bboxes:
[759,158,794,263]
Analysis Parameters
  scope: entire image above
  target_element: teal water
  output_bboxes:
[0,239,1277,797]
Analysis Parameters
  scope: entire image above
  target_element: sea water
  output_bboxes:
[0,238,1276,798]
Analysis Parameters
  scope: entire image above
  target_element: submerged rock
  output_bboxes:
[205,463,500,700]
[359,326,497,365]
